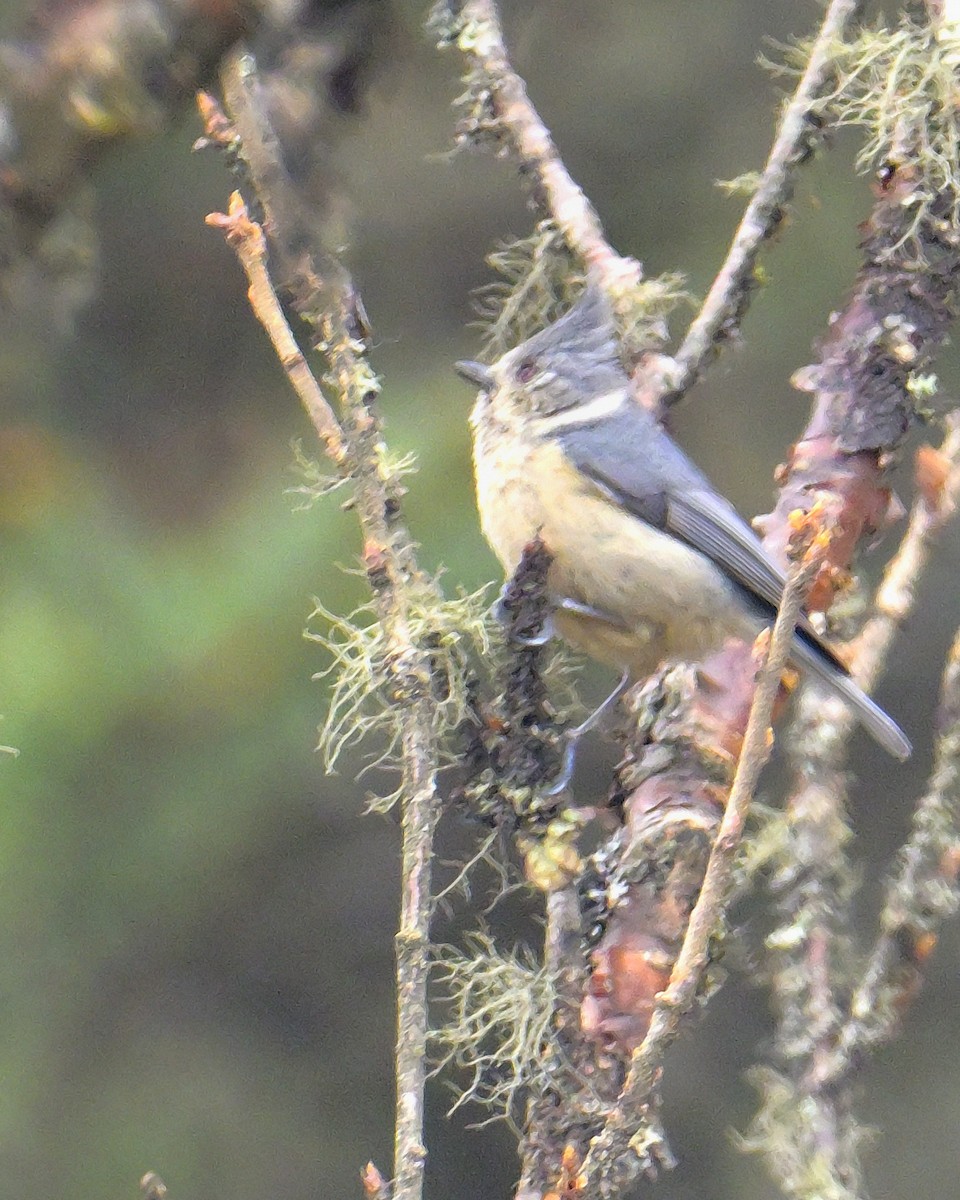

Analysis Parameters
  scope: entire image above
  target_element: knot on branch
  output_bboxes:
[579,811,720,1057]
[384,646,432,708]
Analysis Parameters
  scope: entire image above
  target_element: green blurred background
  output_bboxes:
[0,2,958,1198]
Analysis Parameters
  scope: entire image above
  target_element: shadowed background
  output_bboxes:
[0,1,957,1198]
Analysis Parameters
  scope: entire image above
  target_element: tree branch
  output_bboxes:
[205,195,349,467]
[202,66,441,1200]
[747,6,960,1179]
[853,412,960,690]
[429,0,640,298]
[580,545,822,1195]
[831,622,960,1072]
[669,0,865,399]
[780,414,960,1102]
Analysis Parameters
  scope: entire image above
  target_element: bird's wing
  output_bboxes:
[560,413,846,672]
[666,490,848,672]
[666,489,789,617]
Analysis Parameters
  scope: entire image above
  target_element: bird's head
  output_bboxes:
[456,286,630,434]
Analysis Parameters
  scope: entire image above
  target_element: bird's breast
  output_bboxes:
[472,417,559,571]
[472,423,753,675]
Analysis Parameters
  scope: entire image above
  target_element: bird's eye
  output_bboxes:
[514,357,538,385]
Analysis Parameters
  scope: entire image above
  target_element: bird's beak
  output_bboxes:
[455,360,495,391]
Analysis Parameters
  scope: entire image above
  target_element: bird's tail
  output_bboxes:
[790,633,912,760]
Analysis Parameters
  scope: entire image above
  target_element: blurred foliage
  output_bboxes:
[0,2,959,1200]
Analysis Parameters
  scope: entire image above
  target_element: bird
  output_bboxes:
[455,286,911,764]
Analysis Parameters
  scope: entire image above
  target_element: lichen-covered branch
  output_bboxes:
[457,538,571,879]
[579,547,822,1195]
[744,9,960,1192]
[428,0,694,369]
[670,0,866,399]
[831,623,960,1070]
[762,414,960,1028]
[428,0,639,297]
[750,578,960,1198]
[773,417,960,1112]
[750,712,864,1199]
[515,886,624,1200]
[578,159,960,1171]
[202,59,441,1200]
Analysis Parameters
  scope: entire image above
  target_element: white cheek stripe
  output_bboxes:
[537,388,627,432]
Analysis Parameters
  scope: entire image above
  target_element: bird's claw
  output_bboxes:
[494,585,628,647]
[555,596,629,628]
[544,730,579,795]
[493,588,556,646]
[543,670,631,795]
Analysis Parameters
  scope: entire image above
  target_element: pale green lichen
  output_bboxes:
[479,221,688,360]
[740,1067,872,1200]
[775,20,960,253]
[618,269,691,361]
[285,441,351,510]
[906,371,938,400]
[286,441,417,512]
[431,935,557,1123]
[479,222,577,354]
[715,170,764,197]
[308,583,494,810]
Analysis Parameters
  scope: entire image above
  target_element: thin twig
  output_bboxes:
[433,0,640,296]
[361,1162,392,1200]
[206,176,440,1200]
[581,550,819,1193]
[321,287,441,1200]
[670,0,865,398]
[205,196,349,467]
[829,624,960,1075]
[206,59,445,1199]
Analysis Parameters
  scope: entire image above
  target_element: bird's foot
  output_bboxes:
[493,585,556,645]
[545,670,631,795]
